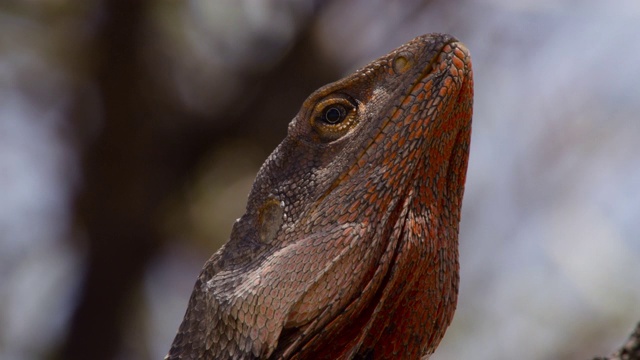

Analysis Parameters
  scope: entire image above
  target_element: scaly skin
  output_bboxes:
[166,33,473,360]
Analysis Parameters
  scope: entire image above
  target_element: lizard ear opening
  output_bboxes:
[310,94,359,142]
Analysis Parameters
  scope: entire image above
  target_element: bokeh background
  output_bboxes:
[1,0,639,359]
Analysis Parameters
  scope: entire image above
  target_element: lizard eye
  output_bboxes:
[311,95,359,142]
[321,105,347,124]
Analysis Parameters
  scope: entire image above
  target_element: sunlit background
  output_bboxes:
[1,0,639,359]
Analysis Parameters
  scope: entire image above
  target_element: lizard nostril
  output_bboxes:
[392,52,413,74]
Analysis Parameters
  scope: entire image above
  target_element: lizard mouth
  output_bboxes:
[424,39,473,213]
[368,37,472,221]
[420,40,471,92]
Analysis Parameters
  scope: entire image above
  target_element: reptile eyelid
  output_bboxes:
[311,97,359,142]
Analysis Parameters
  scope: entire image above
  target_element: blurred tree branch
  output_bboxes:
[59,0,158,359]
[594,322,640,360]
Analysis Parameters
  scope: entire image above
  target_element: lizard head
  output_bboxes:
[246,33,473,237]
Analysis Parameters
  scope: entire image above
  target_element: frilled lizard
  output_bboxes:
[166,33,474,359]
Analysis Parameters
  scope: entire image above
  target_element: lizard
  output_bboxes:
[166,32,473,360]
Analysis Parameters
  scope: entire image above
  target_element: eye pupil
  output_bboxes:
[323,105,345,124]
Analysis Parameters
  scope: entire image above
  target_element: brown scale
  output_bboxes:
[166,33,473,360]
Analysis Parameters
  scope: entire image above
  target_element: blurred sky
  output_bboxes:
[1,0,639,359]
